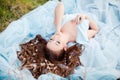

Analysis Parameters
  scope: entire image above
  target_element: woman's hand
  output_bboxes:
[74,14,88,24]
[55,29,62,36]
[55,25,61,34]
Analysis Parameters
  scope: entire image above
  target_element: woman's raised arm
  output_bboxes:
[54,2,64,33]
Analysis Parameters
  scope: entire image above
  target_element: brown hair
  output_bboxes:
[45,46,65,62]
[17,34,83,78]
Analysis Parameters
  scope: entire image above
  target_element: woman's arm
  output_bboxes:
[75,14,99,39]
[54,2,64,32]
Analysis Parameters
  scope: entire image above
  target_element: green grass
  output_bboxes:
[0,0,48,32]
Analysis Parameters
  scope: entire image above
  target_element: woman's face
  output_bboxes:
[46,33,65,55]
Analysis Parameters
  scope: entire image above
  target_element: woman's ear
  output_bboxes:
[63,44,67,51]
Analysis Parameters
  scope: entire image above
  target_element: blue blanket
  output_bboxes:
[0,0,120,80]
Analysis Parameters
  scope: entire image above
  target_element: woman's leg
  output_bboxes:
[54,2,64,32]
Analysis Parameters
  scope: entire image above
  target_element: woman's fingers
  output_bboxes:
[74,15,78,24]
[75,14,87,24]
[78,15,85,23]
[55,30,62,36]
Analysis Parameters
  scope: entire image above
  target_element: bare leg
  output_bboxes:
[54,2,64,32]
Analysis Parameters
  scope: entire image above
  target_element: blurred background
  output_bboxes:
[0,0,48,32]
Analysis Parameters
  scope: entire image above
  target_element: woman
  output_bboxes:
[45,2,99,61]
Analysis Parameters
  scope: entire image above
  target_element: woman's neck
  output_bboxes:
[62,32,72,44]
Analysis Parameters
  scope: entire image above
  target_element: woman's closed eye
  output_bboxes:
[50,38,52,40]
[49,38,53,41]
[56,41,60,44]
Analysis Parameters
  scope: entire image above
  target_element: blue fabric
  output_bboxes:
[0,0,120,80]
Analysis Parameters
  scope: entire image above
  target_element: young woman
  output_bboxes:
[45,2,99,61]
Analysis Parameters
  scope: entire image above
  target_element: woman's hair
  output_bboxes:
[45,46,65,62]
[17,34,83,78]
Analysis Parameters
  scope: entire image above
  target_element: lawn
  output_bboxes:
[0,0,48,32]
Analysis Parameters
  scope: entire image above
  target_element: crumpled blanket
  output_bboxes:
[0,0,120,80]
